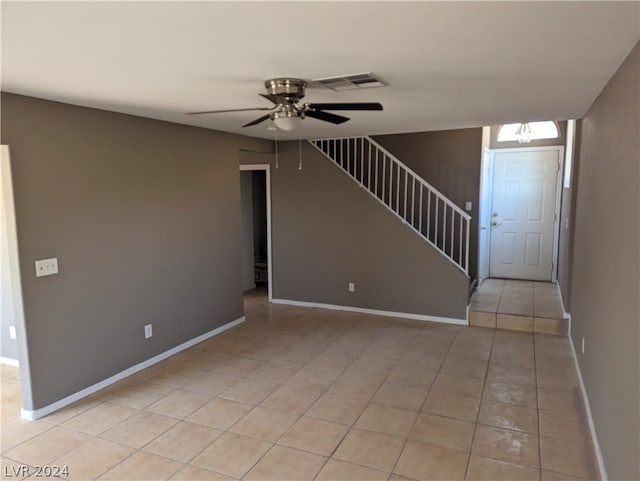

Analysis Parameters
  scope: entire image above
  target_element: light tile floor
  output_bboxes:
[470,280,568,335]
[1,289,599,480]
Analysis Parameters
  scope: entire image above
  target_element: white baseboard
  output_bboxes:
[21,316,245,421]
[555,283,572,334]
[271,299,467,326]
[556,282,571,319]
[568,336,608,481]
[0,356,19,367]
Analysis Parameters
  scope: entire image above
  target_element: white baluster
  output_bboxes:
[459,216,463,265]
[404,170,408,221]
[419,185,423,234]
[434,197,439,248]
[367,141,372,191]
[411,177,415,226]
[450,207,454,257]
[360,141,364,186]
[442,201,447,253]
[382,155,386,205]
[427,190,431,240]
[396,164,400,214]
[465,219,470,274]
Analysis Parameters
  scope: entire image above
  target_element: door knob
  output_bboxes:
[492,212,499,217]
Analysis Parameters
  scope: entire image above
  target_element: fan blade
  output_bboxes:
[187,107,272,115]
[305,102,383,111]
[305,110,350,125]
[243,114,271,127]
[259,93,280,104]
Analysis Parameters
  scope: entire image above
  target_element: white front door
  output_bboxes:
[489,147,562,281]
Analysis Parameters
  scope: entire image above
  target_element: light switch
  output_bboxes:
[35,258,58,277]
[465,201,472,211]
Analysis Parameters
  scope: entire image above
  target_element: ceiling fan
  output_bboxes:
[187,78,383,130]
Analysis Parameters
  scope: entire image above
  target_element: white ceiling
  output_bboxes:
[2,2,639,140]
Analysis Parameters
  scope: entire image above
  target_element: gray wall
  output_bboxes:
[569,42,639,480]
[372,128,482,281]
[272,141,469,320]
[556,121,582,312]
[1,93,271,410]
[240,171,255,291]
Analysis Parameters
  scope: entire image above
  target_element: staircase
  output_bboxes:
[309,136,471,275]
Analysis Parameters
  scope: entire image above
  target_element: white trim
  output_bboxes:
[489,145,565,154]
[239,164,273,302]
[0,356,19,367]
[563,119,576,188]
[555,282,571,320]
[550,146,565,283]
[568,336,608,481]
[1,145,34,411]
[20,316,245,420]
[477,127,493,284]
[271,299,468,325]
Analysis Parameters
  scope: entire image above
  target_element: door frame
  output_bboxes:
[480,145,564,283]
[1,145,36,415]
[239,164,273,302]
[477,127,492,285]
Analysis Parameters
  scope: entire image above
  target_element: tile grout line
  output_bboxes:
[238,312,414,479]
[4,293,590,481]
[237,310,386,480]
[310,315,415,480]
[46,389,202,481]
[461,326,495,481]
[533,330,544,480]
[387,325,458,479]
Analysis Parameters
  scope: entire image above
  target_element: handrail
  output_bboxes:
[309,136,471,275]
[363,136,471,221]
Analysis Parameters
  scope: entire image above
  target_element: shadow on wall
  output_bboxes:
[372,128,482,280]
[270,140,469,321]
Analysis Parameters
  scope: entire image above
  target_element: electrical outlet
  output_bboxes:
[35,257,58,277]
[9,326,16,340]
[348,282,355,293]
[144,324,153,339]
[581,337,585,354]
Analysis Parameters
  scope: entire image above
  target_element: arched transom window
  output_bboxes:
[497,121,560,143]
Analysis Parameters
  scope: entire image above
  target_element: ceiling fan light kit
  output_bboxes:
[272,109,304,131]
[187,77,383,131]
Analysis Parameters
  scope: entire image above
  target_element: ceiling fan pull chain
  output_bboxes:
[274,129,279,169]
[298,135,303,171]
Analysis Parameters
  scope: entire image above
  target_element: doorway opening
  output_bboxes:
[239,164,273,302]
[473,131,569,334]
[1,144,34,418]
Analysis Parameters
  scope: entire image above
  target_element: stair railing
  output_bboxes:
[309,135,471,275]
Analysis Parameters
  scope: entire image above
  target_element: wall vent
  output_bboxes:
[313,73,386,91]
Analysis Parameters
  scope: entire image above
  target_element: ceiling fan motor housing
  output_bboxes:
[265,78,307,102]
[188,77,381,128]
